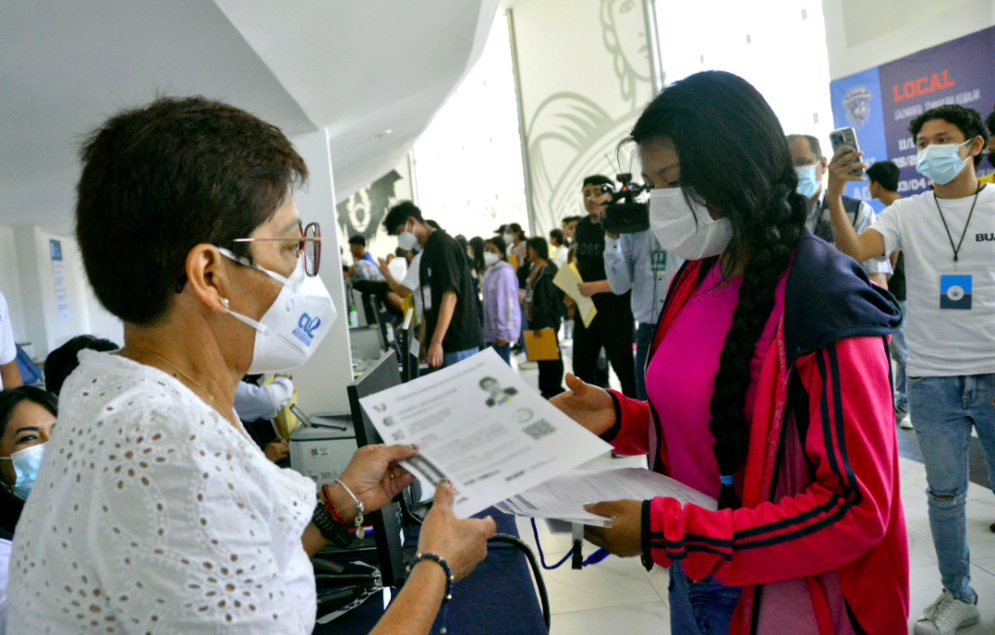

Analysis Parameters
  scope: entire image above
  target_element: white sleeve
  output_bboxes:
[401,253,421,291]
[0,293,15,366]
[233,378,294,422]
[869,201,903,256]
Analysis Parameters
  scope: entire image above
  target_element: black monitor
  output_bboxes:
[346,350,408,587]
[399,308,419,383]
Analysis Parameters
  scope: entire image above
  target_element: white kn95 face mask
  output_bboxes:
[218,247,337,373]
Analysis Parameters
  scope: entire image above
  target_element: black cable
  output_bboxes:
[488,533,551,632]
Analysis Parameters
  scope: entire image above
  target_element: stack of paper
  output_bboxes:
[496,468,718,527]
[553,263,597,327]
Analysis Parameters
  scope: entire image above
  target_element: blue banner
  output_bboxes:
[830,26,995,212]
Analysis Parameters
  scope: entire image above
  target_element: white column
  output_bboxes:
[291,128,355,415]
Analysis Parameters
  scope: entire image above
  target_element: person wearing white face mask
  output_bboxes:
[551,71,906,634]
[8,97,495,635]
[787,134,892,286]
[826,104,995,635]
[383,202,482,369]
[479,236,520,366]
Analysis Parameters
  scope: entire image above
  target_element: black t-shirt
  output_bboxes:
[419,230,483,353]
[572,215,630,311]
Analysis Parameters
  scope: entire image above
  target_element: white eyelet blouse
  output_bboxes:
[8,351,318,634]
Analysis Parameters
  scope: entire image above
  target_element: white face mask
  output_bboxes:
[648,188,732,261]
[483,252,500,266]
[397,220,418,251]
[218,248,337,373]
[503,233,516,245]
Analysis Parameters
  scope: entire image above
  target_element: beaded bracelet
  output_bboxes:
[406,552,454,634]
[311,501,353,548]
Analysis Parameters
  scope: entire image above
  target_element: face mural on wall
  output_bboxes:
[524,0,655,236]
[336,169,402,241]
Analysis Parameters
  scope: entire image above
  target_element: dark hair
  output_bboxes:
[0,386,58,441]
[454,234,469,255]
[583,175,614,189]
[76,96,308,325]
[485,235,507,257]
[426,219,442,231]
[526,236,549,261]
[468,236,486,274]
[865,161,900,192]
[909,105,989,168]
[549,229,564,245]
[786,134,822,160]
[382,201,424,235]
[44,335,119,396]
[507,223,525,240]
[630,71,807,509]
[985,103,995,138]
[394,247,407,258]
[563,215,583,224]
[348,235,367,247]
[494,224,507,234]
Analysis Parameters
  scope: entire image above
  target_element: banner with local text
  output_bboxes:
[830,26,995,212]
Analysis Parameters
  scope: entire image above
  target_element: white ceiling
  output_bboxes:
[0,0,499,227]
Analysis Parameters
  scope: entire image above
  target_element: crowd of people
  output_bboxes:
[1,70,995,634]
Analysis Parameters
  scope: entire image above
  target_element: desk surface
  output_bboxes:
[316,509,546,635]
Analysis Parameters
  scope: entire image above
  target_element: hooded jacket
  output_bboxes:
[603,230,908,634]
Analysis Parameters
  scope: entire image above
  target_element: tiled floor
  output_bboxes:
[509,341,995,634]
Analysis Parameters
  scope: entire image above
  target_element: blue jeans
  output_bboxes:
[909,374,995,603]
[890,301,908,413]
[442,347,479,368]
[669,560,741,635]
[634,322,655,401]
[486,342,511,366]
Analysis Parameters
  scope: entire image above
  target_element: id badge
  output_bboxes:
[940,274,972,310]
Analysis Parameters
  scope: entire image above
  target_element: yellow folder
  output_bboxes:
[524,328,560,361]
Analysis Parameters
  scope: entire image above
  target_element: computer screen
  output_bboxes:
[399,308,419,383]
[346,350,408,587]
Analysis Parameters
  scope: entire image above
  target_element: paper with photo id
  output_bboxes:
[359,347,611,518]
[495,468,718,527]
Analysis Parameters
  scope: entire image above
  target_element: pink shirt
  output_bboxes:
[646,264,785,499]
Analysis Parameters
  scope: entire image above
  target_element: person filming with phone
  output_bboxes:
[787,133,891,286]
[827,103,995,634]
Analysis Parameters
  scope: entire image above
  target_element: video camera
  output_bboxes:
[599,173,651,234]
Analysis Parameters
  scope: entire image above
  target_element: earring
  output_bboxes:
[219,298,230,310]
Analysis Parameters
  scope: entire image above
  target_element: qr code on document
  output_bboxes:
[522,419,556,441]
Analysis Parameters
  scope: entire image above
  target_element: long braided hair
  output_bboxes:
[631,71,808,509]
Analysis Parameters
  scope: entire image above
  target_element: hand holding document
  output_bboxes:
[359,348,611,518]
[496,468,718,527]
[553,263,597,327]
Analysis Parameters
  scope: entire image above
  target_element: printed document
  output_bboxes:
[496,468,718,526]
[553,263,597,327]
[359,348,611,518]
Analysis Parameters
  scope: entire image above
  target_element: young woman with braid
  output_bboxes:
[552,71,909,634]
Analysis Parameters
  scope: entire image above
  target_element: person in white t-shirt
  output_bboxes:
[826,104,994,635]
[0,292,22,391]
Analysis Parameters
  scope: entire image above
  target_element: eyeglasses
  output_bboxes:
[232,222,322,276]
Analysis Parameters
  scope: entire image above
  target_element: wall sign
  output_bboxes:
[830,26,995,211]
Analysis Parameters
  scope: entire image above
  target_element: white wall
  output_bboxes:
[290,129,355,416]
[823,0,995,80]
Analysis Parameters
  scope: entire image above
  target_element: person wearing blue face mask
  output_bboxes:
[0,386,55,509]
[787,134,892,287]
[826,103,994,635]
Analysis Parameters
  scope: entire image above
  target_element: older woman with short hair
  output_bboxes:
[8,97,494,635]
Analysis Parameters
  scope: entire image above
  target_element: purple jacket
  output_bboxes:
[481,260,521,343]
